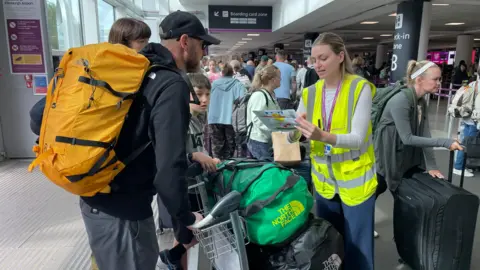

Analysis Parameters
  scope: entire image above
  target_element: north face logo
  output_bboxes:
[271,200,305,228]
[322,254,342,270]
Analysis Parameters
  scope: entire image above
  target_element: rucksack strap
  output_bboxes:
[56,136,114,148]
[66,142,117,183]
[123,141,152,166]
[145,64,200,105]
[241,174,300,217]
[78,76,135,100]
[245,89,272,143]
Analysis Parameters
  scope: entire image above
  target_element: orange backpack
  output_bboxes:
[28,43,153,196]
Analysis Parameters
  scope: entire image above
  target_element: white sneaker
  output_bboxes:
[374,230,379,238]
[453,169,474,177]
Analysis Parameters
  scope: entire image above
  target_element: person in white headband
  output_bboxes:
[375,59,463,195]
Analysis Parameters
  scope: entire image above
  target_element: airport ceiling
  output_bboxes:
[203,0,480,56]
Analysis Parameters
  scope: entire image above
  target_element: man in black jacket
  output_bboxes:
[29,11,220,270]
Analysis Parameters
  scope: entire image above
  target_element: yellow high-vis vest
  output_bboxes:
[303,73,377,206]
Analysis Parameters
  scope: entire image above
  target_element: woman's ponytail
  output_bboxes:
[251,72,263,90]
[405,60,437,86]
[251,65,279,91]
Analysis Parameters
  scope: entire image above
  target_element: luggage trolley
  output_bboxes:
[155,162,250,270]
[191,191,250,270]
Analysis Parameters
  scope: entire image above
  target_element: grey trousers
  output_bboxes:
[80,199,159,270]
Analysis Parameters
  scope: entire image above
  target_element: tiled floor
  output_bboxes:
[0,100,479,270]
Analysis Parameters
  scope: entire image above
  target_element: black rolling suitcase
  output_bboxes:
[464,135,480,169]
[394,150,479,270]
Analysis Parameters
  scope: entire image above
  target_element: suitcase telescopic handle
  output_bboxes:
[447,145,466,187]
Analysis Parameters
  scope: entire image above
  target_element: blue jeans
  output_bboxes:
[455,122,478,170]
[247,139,272,160]
[316,193,375,270]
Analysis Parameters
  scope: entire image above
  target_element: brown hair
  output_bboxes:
[187,73,211,90]
[222,64,234,77]
[108,18,151,47]
[252,65,279,89]
[312,32,354,76]
[405,60,439,86]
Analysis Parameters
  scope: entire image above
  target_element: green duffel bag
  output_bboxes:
[211,159,314,246]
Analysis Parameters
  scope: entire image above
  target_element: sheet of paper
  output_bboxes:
[253,109,298,131]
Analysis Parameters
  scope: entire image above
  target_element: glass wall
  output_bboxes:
[46,0,83,51]
[46,0,143,53]
[98,0,116,42]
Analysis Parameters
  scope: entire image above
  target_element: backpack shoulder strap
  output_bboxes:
[145,64,200,105]
[253,89,270,107]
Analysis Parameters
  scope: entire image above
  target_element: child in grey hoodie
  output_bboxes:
[158,73,219,269]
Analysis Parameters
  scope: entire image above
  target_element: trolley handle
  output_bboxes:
[191,191,242,229]
[186,161,204,178]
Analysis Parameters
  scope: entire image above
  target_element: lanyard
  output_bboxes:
[321,79,343,132]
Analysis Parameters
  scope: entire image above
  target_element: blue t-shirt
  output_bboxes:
[273,62,295,99]
[244,65,255,78]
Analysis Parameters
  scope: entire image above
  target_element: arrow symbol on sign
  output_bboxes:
[214,11,219,16]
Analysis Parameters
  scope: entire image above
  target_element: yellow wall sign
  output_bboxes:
[12,54,43,65]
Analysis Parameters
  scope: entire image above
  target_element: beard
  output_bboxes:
[185,49,200,73]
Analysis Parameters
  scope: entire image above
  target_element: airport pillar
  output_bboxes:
[375,44,388,69]
[304,32,319,63]
[390,0,425,82]
[417,1,432,61]
[455,35,474,66]
[258,48,266,60]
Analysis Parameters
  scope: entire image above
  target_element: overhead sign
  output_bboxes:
[390,1,423,82]
[208,5,272,32]
[303,33,319,62]
[3,0,46,74]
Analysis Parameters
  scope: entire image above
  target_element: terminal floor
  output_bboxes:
[0,100,479,270]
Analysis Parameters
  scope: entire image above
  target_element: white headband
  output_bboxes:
[410,62,436,79]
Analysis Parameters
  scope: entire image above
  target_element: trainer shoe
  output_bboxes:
[453,169,474,177]
[157,250,183,270]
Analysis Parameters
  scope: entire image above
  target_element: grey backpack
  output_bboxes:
[232,89,269,145]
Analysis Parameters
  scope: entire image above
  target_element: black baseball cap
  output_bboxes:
[160,11,221,46]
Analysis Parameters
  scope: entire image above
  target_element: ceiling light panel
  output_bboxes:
[360,21,379,25]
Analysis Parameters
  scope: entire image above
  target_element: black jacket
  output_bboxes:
[29,43,195,225]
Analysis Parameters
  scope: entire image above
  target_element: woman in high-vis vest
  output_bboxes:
[289,32,376,270]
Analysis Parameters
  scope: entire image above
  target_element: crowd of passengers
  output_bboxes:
[29,12,477,270]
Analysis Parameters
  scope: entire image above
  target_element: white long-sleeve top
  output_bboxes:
[291,84,372,149]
